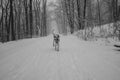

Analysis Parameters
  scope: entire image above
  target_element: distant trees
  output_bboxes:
[56,0,75,34]
[0,0,48,43]
[57,0,120,39]
[59,0,93,34]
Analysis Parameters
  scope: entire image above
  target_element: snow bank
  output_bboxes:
[92,23,114,37]
[75,23,120,45]
[75,23,114,38]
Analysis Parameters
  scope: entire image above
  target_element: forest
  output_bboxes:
[0,0,120,42]
[0,0,47,43]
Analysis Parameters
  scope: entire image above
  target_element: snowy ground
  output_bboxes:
[0,35,120,80]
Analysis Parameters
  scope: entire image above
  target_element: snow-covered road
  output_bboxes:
[0,35,120,80]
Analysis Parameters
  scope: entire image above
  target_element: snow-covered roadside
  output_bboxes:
[74,22,120,47]
[0,37,45,60]
[92,38,120,46]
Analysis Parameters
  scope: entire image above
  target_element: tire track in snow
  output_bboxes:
[60,35,95,80]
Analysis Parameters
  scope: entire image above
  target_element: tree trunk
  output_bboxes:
[83,0,87,29]
[76,0,82,30]
[9,0,15,41]
[29,0,33,37]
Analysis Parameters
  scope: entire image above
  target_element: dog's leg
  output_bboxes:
[54,42,56,51]
[58,43,59,51]
[55,43,57,51]
[53,40,55,47]
[56,43,59,51]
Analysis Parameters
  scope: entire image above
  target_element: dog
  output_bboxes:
[53,33,60,51]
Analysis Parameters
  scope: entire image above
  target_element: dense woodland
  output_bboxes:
[0,0,47,43]
[0,0,120,43]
